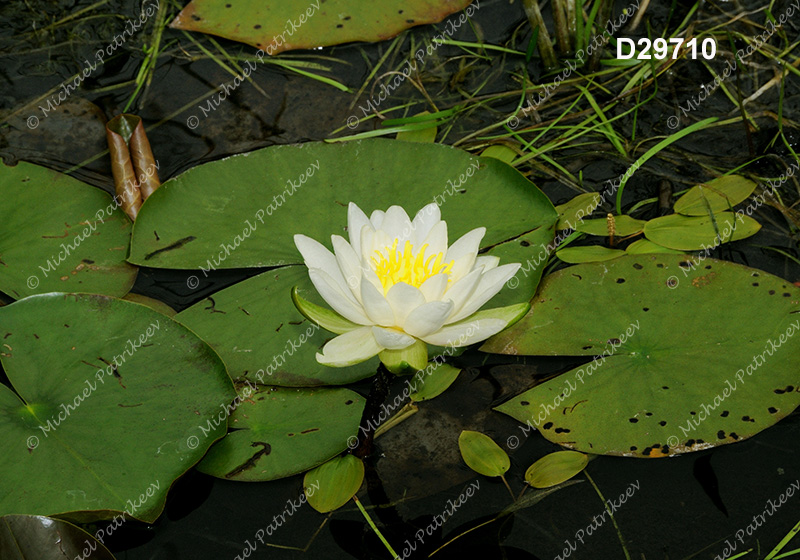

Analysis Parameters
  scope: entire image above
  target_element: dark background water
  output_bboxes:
[1,0,800,558]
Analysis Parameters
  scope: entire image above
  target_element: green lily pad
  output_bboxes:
[458,430,510,476]
[170,0,475,54]
[644,212,760,251]
[484,254,800,457]
[305,454,364,513]
[674,175,757,216]
[575,215,645,237]
[524,451,588,488]
[481,144,518,164]
[625,239,684,255]
[0,161,137,299]
[177,266,377,387]
[555,193,601,231]
[0,515,115,560]
[197,385,364,481]
[556,246,626,263]
[0,294,234,521]
[128,140,557,281]
[410,362,461,401]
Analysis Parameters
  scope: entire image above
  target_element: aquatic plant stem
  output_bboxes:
[352,495,399,559]
[585,472,631,560]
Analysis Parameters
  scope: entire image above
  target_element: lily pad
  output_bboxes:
[525,451,588,488]
[555,193,601,231]
[304,454,364,513]
[625,239,684,255]
[176,266,377,386]
[0,161,137,299]
[484,254,800,457]
[458,430,510,476]
[197,385,364,481]
[674,175,757,216]
[410,362,461,401]
[0,515,115,560]
[0,294,233,521]
[128,140,557,282]
[170,0,475,54]
[575,215,646,237]
[556,246,626,263]
[644,212,760,251]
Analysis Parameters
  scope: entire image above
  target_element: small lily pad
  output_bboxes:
[674,175,757,216]
[625,239,684,255]
[458,430,510,477]
[304,454,364,513]
[525,451,589,488]
[555,193,602,231]
[556,246,626,263]
[576,215,645,237]
[644,212,760,251]
[410,362,461,401]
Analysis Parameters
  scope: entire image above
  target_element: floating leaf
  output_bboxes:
[576,215,645,237]
[458,430,510,477]
[555,193,601,231]
[410,362,461,401]
[625,239,684,255]
[0,294,233,521]
[197,386,364,481]
[176,266,376,387]
[481,144,518,164]
[644,212,760,251]
[525,451,589,488]
[485,254,800,457]
[171,0,475,54]
[396,112,438,143]
[556,246,626,263]
[128,140,557,283]
[122,293,177,317]
[674,175,757,216]
[0,515,115,560]
[0,161,137,300]
[305,454,364,513]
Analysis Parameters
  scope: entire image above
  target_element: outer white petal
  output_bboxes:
[372,326,416,349]
[385,282,426,326]
[317,327,382,367]
[420,318,508,347]
[418,273,448,302]
[403,300,454,338]
[381,205,414,242]
[308,268,371,325]
[441,267,483,317]
[474,255,500,272]
[410,203,441,244]
[331,234,364,302]
[347,203,371,257]
[361,278,395,326]
[369,210,385,230]
[420,221,448,258]
[294,234,349,293]
[447,263,521,323]
[446,227,485,281]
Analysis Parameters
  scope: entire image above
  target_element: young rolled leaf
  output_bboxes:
[458,430,510,477]
[304,454,365,513]
[525,451,589,488]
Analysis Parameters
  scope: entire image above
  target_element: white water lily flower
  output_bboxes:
[293,202,527,371]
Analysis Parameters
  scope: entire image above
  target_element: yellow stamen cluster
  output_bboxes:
[371,239,453,294]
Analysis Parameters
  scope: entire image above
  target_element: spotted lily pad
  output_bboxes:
[170,0,475,54]
[484,254,800,457]
[0,161,137,299]
[197,386,364,481]
[0,294,233,521]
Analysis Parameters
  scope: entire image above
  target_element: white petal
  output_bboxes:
[403,300,454,338]
[410,203,441,244]
[421,318,508,347]
[446,227,485,281]
[385,282,426,326]
[418,273,448,302]
[381,206,413,241]
[442,267,483,316]
[308,268,371,325]
[347,203,371,257]
[420,221,448,258]
[447,263,521,323]
[369,209,385,230]
[475,255,500,271]
[317,327,382,367]
[361,278,395,326]
[294,234,349,293]
[331,234,364,302]
[372,326,416,349]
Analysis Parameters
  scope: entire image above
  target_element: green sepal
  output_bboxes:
[291,286,360,335]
